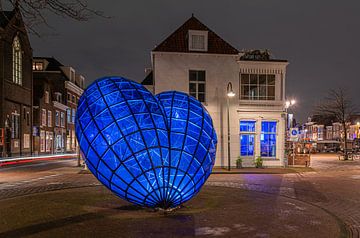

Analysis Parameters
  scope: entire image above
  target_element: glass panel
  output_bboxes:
[240,134,255,156]
[240,121,256,132]
[259,75,266,85]
[249,85,258,99]
[267,75,275,85]
[261,121,277,158]
[189,83,197,92]
[189,71,197,81]
[197,71,205,81]
[197,93,205,102]
[241,85,249,99]
[250,74,258,85]
[198,83,205,93]
[241,74,249,84]
[259,85,266,97]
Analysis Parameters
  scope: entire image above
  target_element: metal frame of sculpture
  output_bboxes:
[75,76,217,209]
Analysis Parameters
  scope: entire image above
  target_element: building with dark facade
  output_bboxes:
[0,8,33,158]
[33,57,85,155]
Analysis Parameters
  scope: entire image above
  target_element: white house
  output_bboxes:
[142,16,289,167]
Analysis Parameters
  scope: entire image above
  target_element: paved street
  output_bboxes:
[0,154,359,237]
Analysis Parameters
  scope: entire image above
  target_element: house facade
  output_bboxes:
[32,57,84,155]
[143,16,288,167]
[0,8,33,158]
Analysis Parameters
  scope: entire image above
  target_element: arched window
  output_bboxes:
[12,36,22,85]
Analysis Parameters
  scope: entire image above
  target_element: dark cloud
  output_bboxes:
[30,0,360,122]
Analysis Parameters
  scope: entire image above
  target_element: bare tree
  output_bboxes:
[0,0,105,36]
[314,88,355,159]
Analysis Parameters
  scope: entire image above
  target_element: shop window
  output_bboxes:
[261,121,277,157]
[239,121,256,156]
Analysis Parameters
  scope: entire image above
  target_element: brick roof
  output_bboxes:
[153,16,239,55]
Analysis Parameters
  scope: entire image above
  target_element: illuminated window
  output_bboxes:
[12,36,22,85]
[189,70,206,102]
[240,121,256,156]
[33,62,44,71]
[261,121,277,157]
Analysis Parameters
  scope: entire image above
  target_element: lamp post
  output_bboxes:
[226,82,235,171]
[285,99,296,166]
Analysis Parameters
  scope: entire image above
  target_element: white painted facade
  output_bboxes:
[146,17,289,167]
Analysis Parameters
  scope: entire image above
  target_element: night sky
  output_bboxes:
[29,1,360,123]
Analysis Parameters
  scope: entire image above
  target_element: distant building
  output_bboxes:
[0,8,33,158]
[32,57,85,155]
[142,16,288,167]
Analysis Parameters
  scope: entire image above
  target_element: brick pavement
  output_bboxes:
[0,154,359,237]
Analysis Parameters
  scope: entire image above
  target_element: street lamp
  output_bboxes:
[227,82,235,171]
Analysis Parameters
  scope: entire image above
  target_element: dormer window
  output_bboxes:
[33,61,44,71]
[188,30,208,51]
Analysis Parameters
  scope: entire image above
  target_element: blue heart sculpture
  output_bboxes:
[75,76,217,209]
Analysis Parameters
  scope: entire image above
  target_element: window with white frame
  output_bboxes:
[239,121,256,156]
[188,30,208,51]
[12,36,22,85]
[260,121,277,158]
[240,74,275,100]
[47,110,52,127]
[41,109,47,126]
[55,111,60,126]
[60,112,65,127]
[189,70,206,102]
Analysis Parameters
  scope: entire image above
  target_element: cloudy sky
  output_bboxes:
[29,0,360,123]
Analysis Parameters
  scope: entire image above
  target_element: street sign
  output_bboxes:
[290,128,299,142]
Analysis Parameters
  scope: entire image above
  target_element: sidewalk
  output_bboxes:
[212,167,314,174]
[0,153,78,167]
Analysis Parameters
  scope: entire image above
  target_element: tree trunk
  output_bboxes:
[343,122,348,160]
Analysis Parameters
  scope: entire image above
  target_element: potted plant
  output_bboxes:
[254,156,263,168]
[236,156,243,168]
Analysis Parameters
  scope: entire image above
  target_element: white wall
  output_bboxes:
[153,51,288,167]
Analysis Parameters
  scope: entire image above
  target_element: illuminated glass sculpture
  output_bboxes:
[75,76,217,209]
